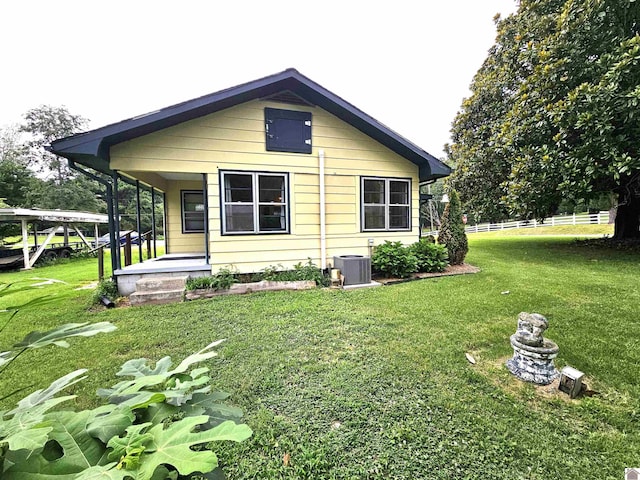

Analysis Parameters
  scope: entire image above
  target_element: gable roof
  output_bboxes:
[48,68,451,182]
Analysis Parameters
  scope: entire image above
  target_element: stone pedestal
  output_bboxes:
[506,335,559,385]
[506,312,559,385]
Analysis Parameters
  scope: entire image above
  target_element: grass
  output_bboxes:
[1,234,639,478]
[471,223,614,236]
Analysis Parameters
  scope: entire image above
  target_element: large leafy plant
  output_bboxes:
[1,281,250,478]
[0,340,252,479]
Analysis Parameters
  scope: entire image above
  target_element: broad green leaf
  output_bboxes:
[73,463,130,480]
[185,392,243,423]
[2,424,52,453]
[2,396,76,454]
[74,464,175,480]
[116,356,173,378]
[0,351,15,367]
[169,339,225,375]
[9,369,87,415]
[86,406,135,443]
[98,390,167,410]
[3,410,107,479]
[102,375,170,396]
[142,402,179,425]
[136,416,251,479]
[106,422,153,464]
[14,322,116,350]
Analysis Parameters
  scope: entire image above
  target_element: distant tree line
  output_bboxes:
[0,106,163,241]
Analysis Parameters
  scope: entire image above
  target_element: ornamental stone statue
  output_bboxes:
[506,312,559,385]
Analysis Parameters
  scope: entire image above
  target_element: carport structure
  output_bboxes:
[0,208,108,270]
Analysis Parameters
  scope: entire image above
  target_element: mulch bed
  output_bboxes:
[373,263,480,285]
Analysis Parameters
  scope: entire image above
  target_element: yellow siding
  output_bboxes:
[165,180,206,254]
[111,100,421,273]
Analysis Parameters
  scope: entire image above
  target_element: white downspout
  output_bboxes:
[319,149,327,270]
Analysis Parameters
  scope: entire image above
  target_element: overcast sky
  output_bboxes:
[0,1,517,159]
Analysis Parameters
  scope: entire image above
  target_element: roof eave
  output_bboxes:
[48,68,451,182]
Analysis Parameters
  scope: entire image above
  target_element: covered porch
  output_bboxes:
[114,253,210,295]
[109,170,211,295]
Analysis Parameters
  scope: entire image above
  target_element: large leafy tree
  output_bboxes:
[0,125,43,241]
[20,105,88,184]
[449,0,640,238]
[10,106,107,213]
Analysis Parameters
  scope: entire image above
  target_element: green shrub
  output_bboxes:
[411,239,448,272]
[255,264,284,281]
[371,240,418,278]
[91,278,119,305]
[186,267,237,291]
[293,259,330,286]
[438,189,469,265]
[252,260,329,286]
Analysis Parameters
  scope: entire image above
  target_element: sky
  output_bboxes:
[0,1,518,159]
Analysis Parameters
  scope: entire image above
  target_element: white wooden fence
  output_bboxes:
[424,211,611,236]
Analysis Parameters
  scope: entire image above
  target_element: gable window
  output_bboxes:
[265,107,312,154]
[181,190,205,233]
[221,171,289,234]
[361,177,411,231]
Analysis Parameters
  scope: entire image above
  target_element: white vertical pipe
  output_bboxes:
[319,149,327,270]
[21,219,30,270]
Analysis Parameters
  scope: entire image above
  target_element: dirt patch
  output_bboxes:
[374,263,480,285]
[474,355,580,403]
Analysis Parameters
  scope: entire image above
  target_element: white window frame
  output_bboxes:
[361,177,411,232]
[181,190,205,234]
[221,171,289,235]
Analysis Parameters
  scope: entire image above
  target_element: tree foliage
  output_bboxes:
[448,0,640,238]
[20,105,88,184]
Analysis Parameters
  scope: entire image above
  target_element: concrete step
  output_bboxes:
[130,289,185,306]
[135,275,188,293]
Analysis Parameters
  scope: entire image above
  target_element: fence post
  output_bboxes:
[534,219,537,228]
[551,216,555,226]
[572,213,576,225]
[475,224,479,233]
[501,221,504,230]
[598,212,601,224]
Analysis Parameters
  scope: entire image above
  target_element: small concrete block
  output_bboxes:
[130,289,185,306]
[558,366,584,398]
[135,276,189,293]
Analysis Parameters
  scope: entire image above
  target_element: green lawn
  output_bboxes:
[470,223,614,236]
[1,235,638,479]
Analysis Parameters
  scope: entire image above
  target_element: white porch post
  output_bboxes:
[21,219,31,270]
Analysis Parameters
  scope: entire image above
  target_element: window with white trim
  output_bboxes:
[221,171,289,234]
[181,190,205,233]
[361,177,411,231]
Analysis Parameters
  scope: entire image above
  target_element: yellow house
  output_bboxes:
[49,69,450,294]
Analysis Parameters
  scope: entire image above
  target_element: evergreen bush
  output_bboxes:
[437,189,469,265]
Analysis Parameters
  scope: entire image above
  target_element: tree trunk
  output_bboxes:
[613,192,640,239]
